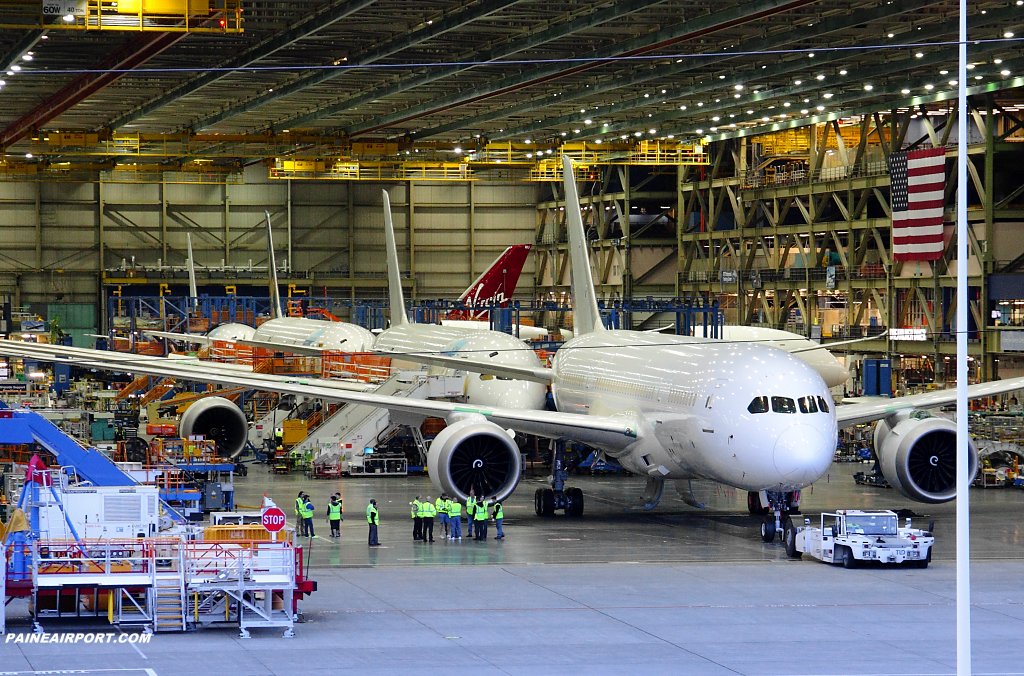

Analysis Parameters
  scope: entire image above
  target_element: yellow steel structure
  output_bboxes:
[0,0,242,32]
[15,135,708,182]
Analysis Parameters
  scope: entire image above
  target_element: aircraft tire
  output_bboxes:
[566,487,584,517]
[540,488,556,517]
[760,515,776,542]
[783,518,801,559]
[534,488,545,516]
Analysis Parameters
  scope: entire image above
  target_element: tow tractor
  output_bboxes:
[783,509,934,568]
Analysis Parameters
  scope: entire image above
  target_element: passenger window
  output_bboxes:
[817,396,830,413]
[798,396,818,414]
[771,396,796,414]
[747,396,769,414]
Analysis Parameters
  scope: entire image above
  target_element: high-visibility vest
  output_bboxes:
[416,501,427,518]
[474,503,488,521]
[300,501,313,519]
[366,504,378,524]
[328,502,342,519]
[493,503,503,520]
[436,497,445,515]
[411,500,420,518]
[448,501,462,517]
[467,497,476,515]
[295,497,304,516]
[422,502,436,518]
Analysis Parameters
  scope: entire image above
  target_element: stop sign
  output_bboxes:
[262,507,286,532]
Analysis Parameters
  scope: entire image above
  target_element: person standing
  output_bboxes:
[466,491,477,539]
[436,494,449,539]
[493,499,504,539]
[448,498,462,540]
[294,492,307,537]
[473,496,488,540]
[328,495,342,538]
[366,499,379,546]
[301,495,315,538]
[411,496,422,541]
[422,495,436,542]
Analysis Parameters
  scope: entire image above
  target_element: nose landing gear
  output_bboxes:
[534,441,585,517]
[750,490,800,543]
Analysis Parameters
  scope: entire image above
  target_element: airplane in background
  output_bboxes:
[5,157,1019,544]
[146,212,376,355]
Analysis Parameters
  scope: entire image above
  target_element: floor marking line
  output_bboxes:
[117,628,147,660]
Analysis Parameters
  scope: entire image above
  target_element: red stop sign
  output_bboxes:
[262,507,286,532]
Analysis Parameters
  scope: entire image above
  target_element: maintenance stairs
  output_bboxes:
[154,548,188,632]
[306,371,465,465]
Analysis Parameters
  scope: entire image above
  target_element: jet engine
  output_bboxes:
[873,411,978,503]
[178,396,248,459]
[427,417,521,501]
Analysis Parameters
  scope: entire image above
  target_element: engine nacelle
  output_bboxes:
[178,396,248,459]
[873,411,978,503]
[427,418,521,502]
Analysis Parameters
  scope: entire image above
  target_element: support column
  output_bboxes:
[408,181,416,301]
[34,182,41,272]
[160,179,167,263]
[223,183,230,265]
[347,184,354,302]
[469,181,476,282]
[982,93,995,380]
[287,179,293,274]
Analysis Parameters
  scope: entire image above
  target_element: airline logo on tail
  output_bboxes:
[448,244,532,320]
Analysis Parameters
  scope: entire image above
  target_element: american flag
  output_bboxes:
[888,147,947,261]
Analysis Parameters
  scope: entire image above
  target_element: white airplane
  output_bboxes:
[6,156,1021,542]
[147,212,376,355]
[371,189,548,412]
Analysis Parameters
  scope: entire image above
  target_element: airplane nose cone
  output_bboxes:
[774,424,832,487]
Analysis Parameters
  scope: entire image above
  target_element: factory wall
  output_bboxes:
[0,168,540,311]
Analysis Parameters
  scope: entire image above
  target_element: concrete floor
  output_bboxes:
[4,461,1024,675]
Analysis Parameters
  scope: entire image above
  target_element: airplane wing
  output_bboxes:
[143,330,215,346]
[0,340,637,448]
[236,338,327,356]
[0,341,373,391]
[789,332,886,353]
[376,348,554,384]
[836,376,1024,427]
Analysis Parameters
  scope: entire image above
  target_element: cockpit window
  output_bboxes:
[798,396,818,414]
[771,396,796,414]
[817,396,830,413]
[747,396,769,414]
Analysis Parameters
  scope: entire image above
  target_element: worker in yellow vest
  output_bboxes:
[366,499,379,546]
[295,492,307,537]
[493,499,504,539]
[422,495,437,542]
[411,496,423,541]
[436,494,449,539]
[328,496,342,538]
[300,495,315,538]
[472,495,489,541]
[448,499,462,540]
[466,490,477,539]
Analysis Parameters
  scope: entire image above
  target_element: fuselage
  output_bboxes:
[253,317,376,352]
[374,323,547,410]
[440,319,552,341]
[550,330,838,492]
[695,326,850,389]
[206,323,256,342]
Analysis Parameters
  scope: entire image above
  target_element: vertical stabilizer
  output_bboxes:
[265,210,283,320]
[453,244,532,320]
[382,190,409,326]
[185,233,198,311]
[561,155,604,334]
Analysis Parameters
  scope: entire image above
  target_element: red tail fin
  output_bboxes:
[450,244,531,320]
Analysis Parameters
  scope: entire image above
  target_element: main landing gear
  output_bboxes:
[535,441,585,517]
[748,490,800,543]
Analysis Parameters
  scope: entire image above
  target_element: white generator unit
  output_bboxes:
[31,480,162,540]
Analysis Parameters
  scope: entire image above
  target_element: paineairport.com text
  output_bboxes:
[5,632,152,644]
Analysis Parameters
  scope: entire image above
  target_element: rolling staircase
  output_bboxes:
[154,570,188,632]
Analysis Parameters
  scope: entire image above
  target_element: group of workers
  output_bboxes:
[409,490,504,543]
[293,488,506,548]
[294,491,345,538]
